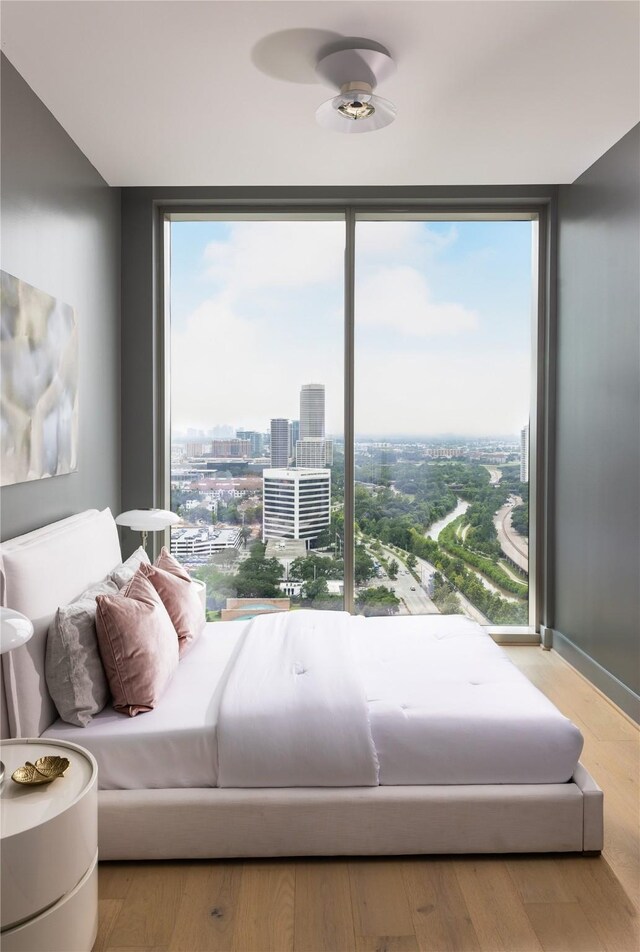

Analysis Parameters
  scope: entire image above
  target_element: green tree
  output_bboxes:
[356,586,401,616]
[354,545,375,585]
[387,558,399,580]
[290,553,343,582]
[243,504,262,524]
[231,542,284,598]
[303,577,329,601]
[191,563,236,611]
[406,552,417,571]
[183,505,214,525]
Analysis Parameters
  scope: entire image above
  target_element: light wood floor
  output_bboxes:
[94,648,639,952]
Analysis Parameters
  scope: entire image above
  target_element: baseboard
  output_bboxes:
[550,628,640,724]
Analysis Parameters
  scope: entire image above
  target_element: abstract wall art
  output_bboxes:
[1,271,78,486]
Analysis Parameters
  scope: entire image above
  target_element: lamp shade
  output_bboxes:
[0,608,34,655]
[115,509,180,532]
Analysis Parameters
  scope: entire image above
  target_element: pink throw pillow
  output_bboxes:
[95,570,179,716]
[139,561,205,657]
[155,546,191,581]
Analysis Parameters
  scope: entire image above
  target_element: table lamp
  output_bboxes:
[115,508,180,552]
[0,608,34,783]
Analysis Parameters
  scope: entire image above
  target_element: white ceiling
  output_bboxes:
[1,0,638,187]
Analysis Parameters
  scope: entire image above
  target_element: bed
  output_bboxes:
[0,508,603,860]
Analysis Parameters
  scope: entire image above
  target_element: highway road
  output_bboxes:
[370,543,491,625]
[368,543,440,614]
[483,465,503,485]
[494,496,528,574]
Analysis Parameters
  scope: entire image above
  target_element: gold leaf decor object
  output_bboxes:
[11,756,70,785]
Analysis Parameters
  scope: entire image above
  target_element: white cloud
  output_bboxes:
[203,220,344,291]
[171,295,343,432]
[355,351,530,436]
[356,221,458,261]
[356,265,478,337]
[171,219,527,436]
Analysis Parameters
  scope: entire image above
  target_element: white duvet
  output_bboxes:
[215,610,379,787]
[44,611,584,790]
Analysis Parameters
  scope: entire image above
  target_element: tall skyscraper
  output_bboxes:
[298,384,332,467]
[263,468,331,543]
[290,420,300,451]
[520,423,529,483]
[270,418,290,468]
[300,384,325,439]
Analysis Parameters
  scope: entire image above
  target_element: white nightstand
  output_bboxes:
[1,738,98,952]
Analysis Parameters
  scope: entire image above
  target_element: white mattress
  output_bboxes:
[43,614,583,790]
[351,614,583,785]
[43,621,247,789]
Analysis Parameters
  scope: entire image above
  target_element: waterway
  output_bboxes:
[426,497,469,541]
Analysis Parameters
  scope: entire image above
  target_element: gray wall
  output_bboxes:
[0,55,121,540]
[555,124,640,711]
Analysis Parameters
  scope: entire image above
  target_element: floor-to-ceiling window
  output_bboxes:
[168,215,345,618]
[166,209,539,632]
[353,216,532,625]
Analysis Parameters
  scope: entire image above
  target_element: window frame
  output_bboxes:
[157,200,552,644]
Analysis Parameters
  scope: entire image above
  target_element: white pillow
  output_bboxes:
[110,546,150,589]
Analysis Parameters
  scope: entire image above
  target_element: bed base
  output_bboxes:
[98,764,602,860]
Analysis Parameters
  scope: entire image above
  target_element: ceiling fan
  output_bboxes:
[315,41,397,134]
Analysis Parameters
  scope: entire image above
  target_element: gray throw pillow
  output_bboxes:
[110,546,150,589]
[46,579,119,727]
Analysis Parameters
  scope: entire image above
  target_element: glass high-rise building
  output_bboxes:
[270,418,290,468]
[520,423,529,483]
[300,384,325,439]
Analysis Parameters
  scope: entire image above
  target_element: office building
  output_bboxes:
[520,423,530,483]
[300,384,325,439]
[297,384,332,467]
[185,441,208,458]
[236,430,264,457]
[295,438,334,467]
[262,468,331,542]
[290,420,300,451]
[270,418,290,468]
[210,438,250,458]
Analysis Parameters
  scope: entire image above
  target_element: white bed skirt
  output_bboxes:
[98,764,603,860]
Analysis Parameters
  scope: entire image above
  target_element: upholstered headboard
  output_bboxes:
[0,509,122,738]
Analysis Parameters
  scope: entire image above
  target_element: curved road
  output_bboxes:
[494,496,528,574]
[483,465,503,485]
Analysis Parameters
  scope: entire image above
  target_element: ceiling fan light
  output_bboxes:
[316,92,396,134]
[314,47,397,134]
[338,99,376,121]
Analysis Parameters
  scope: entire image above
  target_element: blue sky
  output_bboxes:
[170,217,532,437]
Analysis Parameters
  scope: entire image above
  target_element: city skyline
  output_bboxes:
[174,426,526,443]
